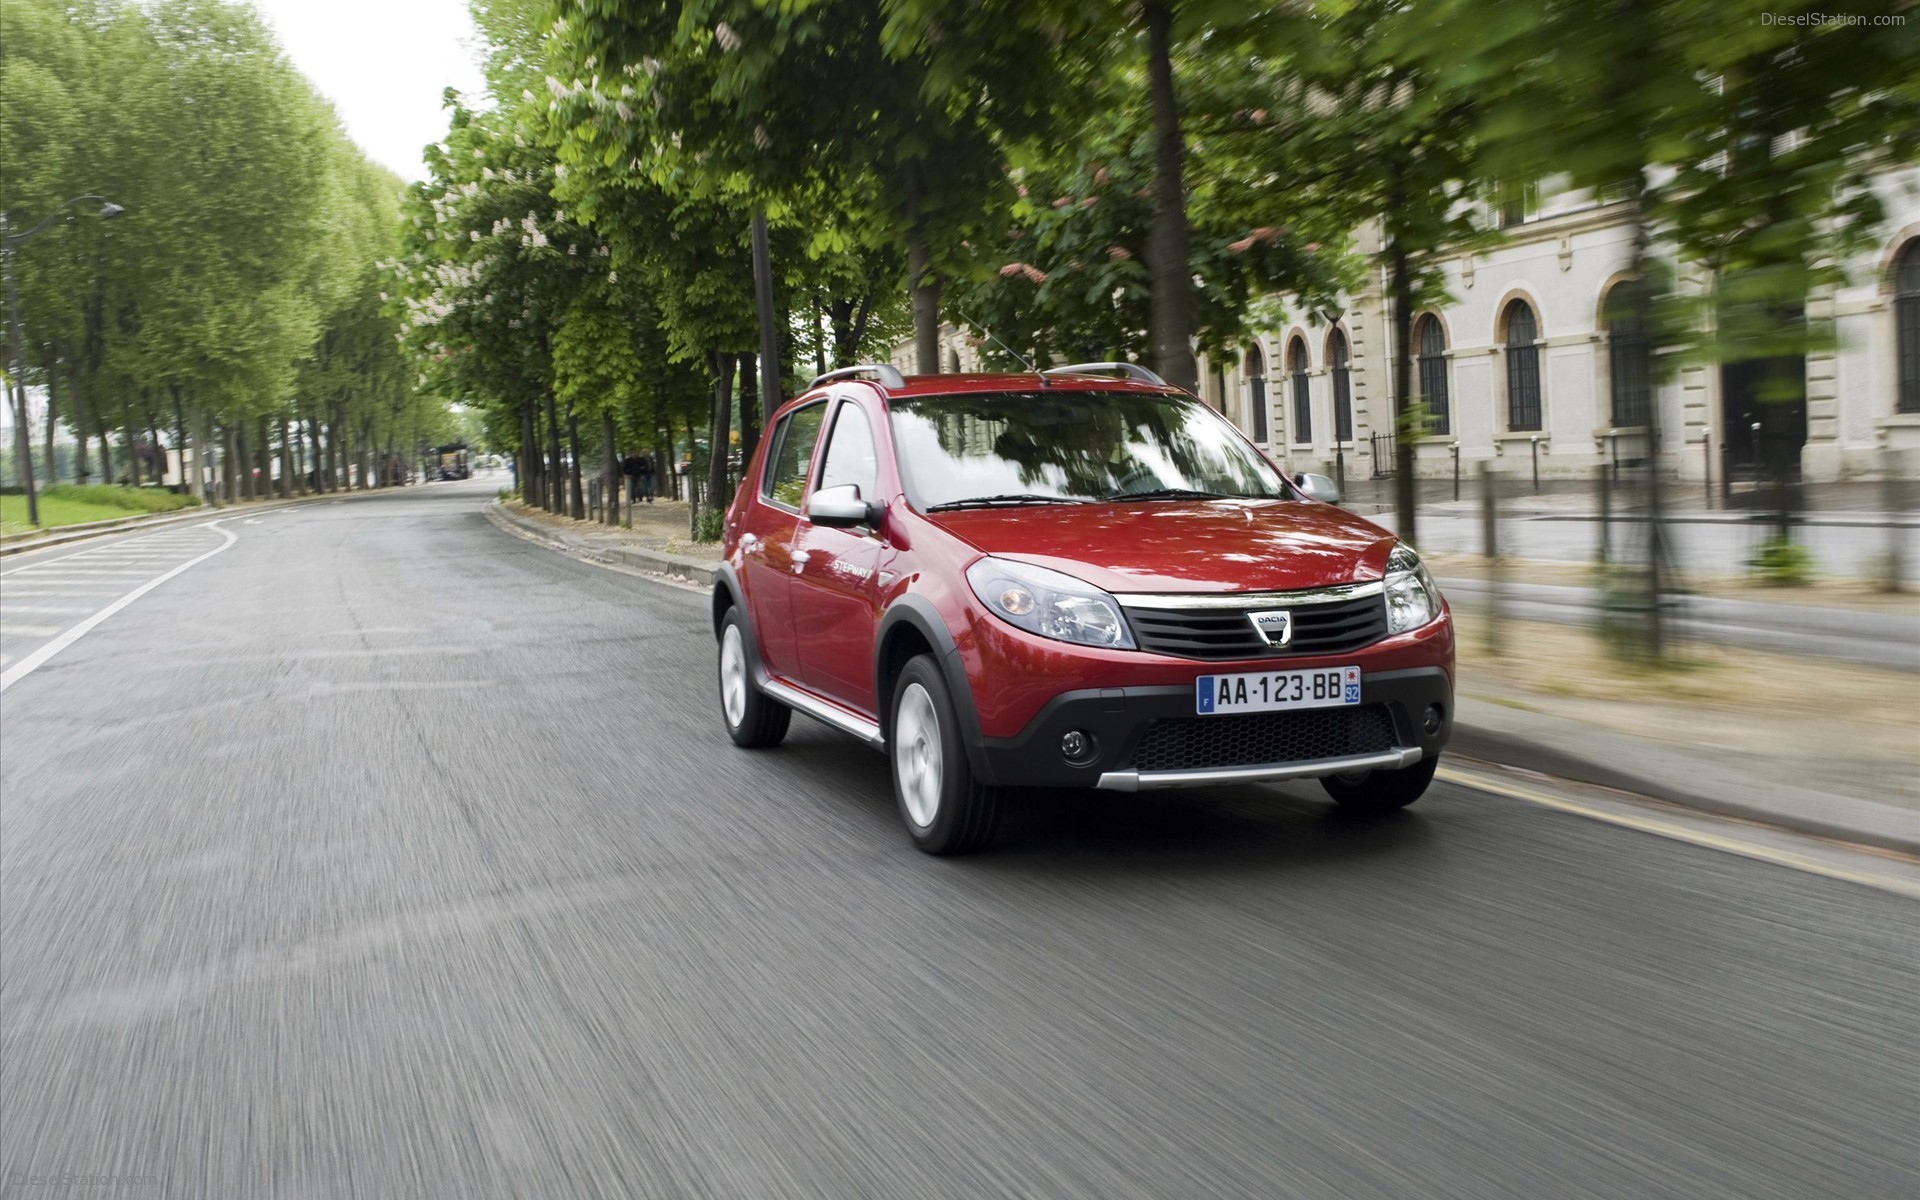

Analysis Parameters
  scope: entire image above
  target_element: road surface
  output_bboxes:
[3,481,1915,1198]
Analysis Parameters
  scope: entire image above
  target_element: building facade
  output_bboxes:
[897,167,1920,484]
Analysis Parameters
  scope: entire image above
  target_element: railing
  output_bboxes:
[1368,431,1397,479]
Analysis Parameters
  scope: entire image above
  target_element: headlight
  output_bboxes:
[1385,543,1441,634]
[965,557,1136,650]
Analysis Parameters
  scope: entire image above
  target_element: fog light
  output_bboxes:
[1423,704,1445,736]
[1060,729,1097,764]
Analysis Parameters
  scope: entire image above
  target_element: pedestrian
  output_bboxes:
[637,452,656,504]
[621,452,642,504]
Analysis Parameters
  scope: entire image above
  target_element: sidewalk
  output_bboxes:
[488,498,1919,855]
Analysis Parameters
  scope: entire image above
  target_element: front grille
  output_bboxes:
[1127,594,1388,660]
[1131,705,1398,773]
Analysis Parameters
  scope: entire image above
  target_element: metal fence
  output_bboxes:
[1368,431,1397,479]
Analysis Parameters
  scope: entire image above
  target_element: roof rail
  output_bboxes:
[810,364,906,390]
[1040,361,1168,387]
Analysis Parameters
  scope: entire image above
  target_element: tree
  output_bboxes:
[1,0,433,515]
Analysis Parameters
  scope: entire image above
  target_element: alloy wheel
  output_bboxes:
[893,682,944,828]
[719,624,748,728]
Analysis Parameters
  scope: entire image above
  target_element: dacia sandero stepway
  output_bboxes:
[712,363,1453,854]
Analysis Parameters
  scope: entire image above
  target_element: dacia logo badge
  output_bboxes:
[1248,609,1292,648]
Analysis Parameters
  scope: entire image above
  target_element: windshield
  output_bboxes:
[889,391,1290,512]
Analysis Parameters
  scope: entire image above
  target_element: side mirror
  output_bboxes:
[1295,472,1341,505]
[808,483,874,528]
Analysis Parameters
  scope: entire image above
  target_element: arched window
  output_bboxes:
[1605,282,1652,427]
[1898,242,1920,414]
[1246,344,1268,442]
[1329,329,1353,442]
[1288,338,1311,443]
[1503,301,1542,431]
[1415,316,1449,435]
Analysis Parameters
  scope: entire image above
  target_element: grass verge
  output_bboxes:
[1,485,199,536]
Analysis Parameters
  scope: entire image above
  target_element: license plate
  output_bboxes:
[1195,665,1362,715]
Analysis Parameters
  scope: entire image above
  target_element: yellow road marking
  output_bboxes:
[1437,766,1920,900]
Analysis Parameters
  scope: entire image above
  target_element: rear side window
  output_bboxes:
[762,402,827,509]
[817,402,879,499]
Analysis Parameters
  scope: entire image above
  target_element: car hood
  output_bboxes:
[924,499,1398,595]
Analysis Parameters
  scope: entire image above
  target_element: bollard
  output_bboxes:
[1335,443,1346,495]
[1597,462,1611,566]
[1885,467,1907,594]
[1480,462,1502,656]
[1451,442,1460,503]
[1703,432,1714,511]
[1530,435,1541,494]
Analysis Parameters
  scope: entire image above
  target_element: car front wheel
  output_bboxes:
[717,608,790,748]
[1320,755,1438,814]
[890,656,1002,855]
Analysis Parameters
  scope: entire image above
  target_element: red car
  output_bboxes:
[713,363,1454,854]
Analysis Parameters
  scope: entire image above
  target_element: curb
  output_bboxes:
[1447,725,1920,858]
[1,506,214,554]
[0,491,339,557]
[485,500,716,585]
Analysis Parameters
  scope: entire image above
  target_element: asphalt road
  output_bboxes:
[3,481,1915,1199]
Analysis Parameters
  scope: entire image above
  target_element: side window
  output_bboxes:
[817,402,879,499]
[762,402,827,509]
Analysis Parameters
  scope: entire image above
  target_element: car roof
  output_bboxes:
[837,372,1187,400]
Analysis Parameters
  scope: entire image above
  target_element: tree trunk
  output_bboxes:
[738,351,761,471]
[1388,211,1417,549]
[71,367,90,484]
[43,350,60,484]
[903,163,941,375]
[705,350,737,518]
[813,293,829,376]
[1143,0,1198,392]
[602,408,620,526]
[97,430,112,486]
[518,397,537,503]
[222,421,237,503]
[566,400,585,519]
[751,208,781,449]
[238,419,255,500]
[179,395,201,502]
[545,390,564,512]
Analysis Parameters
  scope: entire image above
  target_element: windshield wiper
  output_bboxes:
[1100,487,1232,502]
[925,494,1092,512]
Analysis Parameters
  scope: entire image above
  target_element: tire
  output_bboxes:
[717,607,790,748]
[889,655,1002,855]
[1320,754,1439,814]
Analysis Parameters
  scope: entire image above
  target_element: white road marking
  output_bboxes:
[0,520,239,693]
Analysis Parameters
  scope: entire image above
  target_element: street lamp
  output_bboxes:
[3,195,126,527]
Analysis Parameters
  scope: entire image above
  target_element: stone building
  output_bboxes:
[896,166,1920,484]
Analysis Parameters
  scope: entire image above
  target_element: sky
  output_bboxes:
[249,0,488,182]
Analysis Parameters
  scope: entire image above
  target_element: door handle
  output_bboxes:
[790,550,810,574]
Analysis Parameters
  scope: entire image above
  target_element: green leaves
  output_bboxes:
[1,0,428,466]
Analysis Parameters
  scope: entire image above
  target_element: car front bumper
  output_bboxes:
[972,666,1453,791]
